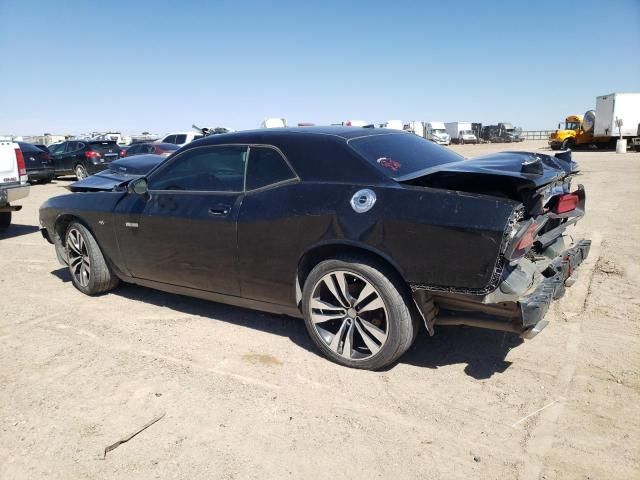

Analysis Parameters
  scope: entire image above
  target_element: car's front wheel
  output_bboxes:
[65,222,119,295]
[302,255,418,370]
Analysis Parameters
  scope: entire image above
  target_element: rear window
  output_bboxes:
[348,133,463,179]
[18,143,41,153]
[87,142,119,153]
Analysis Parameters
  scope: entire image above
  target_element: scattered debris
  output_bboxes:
[102,412,166,459]
[473,455,481,463]
[511,400,559,428]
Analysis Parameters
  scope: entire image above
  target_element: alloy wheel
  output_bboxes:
[75,165,87,179]
[67,228,91,287]
[310,270,389,360]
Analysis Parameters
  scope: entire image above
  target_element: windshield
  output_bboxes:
[460,130,473,135]
[433,129,446,134]
[565,121,580,130]
[348,133,463,179]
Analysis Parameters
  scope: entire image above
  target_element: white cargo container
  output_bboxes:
[445,122,478,144]
[594,93,640,138]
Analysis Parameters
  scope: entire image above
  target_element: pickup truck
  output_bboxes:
[0,139,30,229]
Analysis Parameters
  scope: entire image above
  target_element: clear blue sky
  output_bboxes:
[0,0,638,135]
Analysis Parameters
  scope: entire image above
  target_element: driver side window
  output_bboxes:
[149,145,248,192]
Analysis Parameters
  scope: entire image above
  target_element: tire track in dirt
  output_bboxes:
[520,233,602,480]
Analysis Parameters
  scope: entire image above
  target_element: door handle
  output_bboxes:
[208,205,231,216]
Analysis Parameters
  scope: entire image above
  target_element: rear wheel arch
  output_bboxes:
[296,242,407,305]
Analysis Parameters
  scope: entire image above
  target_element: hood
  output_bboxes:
[67,154,164,192]
[396,150,577,190]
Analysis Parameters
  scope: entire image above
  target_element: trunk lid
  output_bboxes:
[87,141,121,164]
[18,143,52,170]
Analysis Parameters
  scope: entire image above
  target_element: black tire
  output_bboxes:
[561,138,574,150]
[301,255,419,370]
[65,222,119,295]
[75,164,88,180]
[0,211,11,230]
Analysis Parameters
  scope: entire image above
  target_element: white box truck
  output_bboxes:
[445,122,478,144]
[426,121,450,145]
[549,93,640,151]
[594,93,640,138]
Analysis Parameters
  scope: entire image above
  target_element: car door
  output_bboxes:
[64,141,83,171]
[49,142,68,174]
[113,144,248,295]
[236,146,300,305]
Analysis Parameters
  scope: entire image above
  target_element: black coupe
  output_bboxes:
[39,127,590,369]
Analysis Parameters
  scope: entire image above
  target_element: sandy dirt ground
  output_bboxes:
[1,140,639,479]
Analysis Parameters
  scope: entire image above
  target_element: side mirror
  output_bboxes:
[128,177,149,196]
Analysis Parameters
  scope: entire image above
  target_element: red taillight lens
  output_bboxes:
[15,148,27,176]
[554,193,579,214]
[515,222,538,251]
[84,151,101,159]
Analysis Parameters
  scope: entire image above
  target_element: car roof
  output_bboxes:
[194,126,408,145]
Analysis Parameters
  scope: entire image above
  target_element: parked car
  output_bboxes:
[158,132,203,147]
[48,140,121,179]
[0,139,29,229]
[17,142,55,183]
[39,127,590,370]
[63,155,165,192]
[120,142,179,158]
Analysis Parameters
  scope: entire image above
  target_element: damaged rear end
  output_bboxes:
[402,150,591,338]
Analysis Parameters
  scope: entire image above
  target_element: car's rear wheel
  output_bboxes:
[0,211,11,230]
[75,164,88,179]
[302,255,418,370]
[65,222,119,295]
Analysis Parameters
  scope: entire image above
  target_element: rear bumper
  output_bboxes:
[519,239,591,337]
[27,168,55,181]
[425,238,592,338]
[0,183,30,206]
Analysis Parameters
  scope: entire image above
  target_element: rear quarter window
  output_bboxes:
[348,133,463,179]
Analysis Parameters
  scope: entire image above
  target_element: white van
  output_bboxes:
[261,118,288,128]
[426,121,450,145]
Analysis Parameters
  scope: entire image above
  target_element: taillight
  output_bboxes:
[120,149,127,157]
[15,148,27,179]
[515,222,538,251]
[553,193,579,214]
[84,151,101,159]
